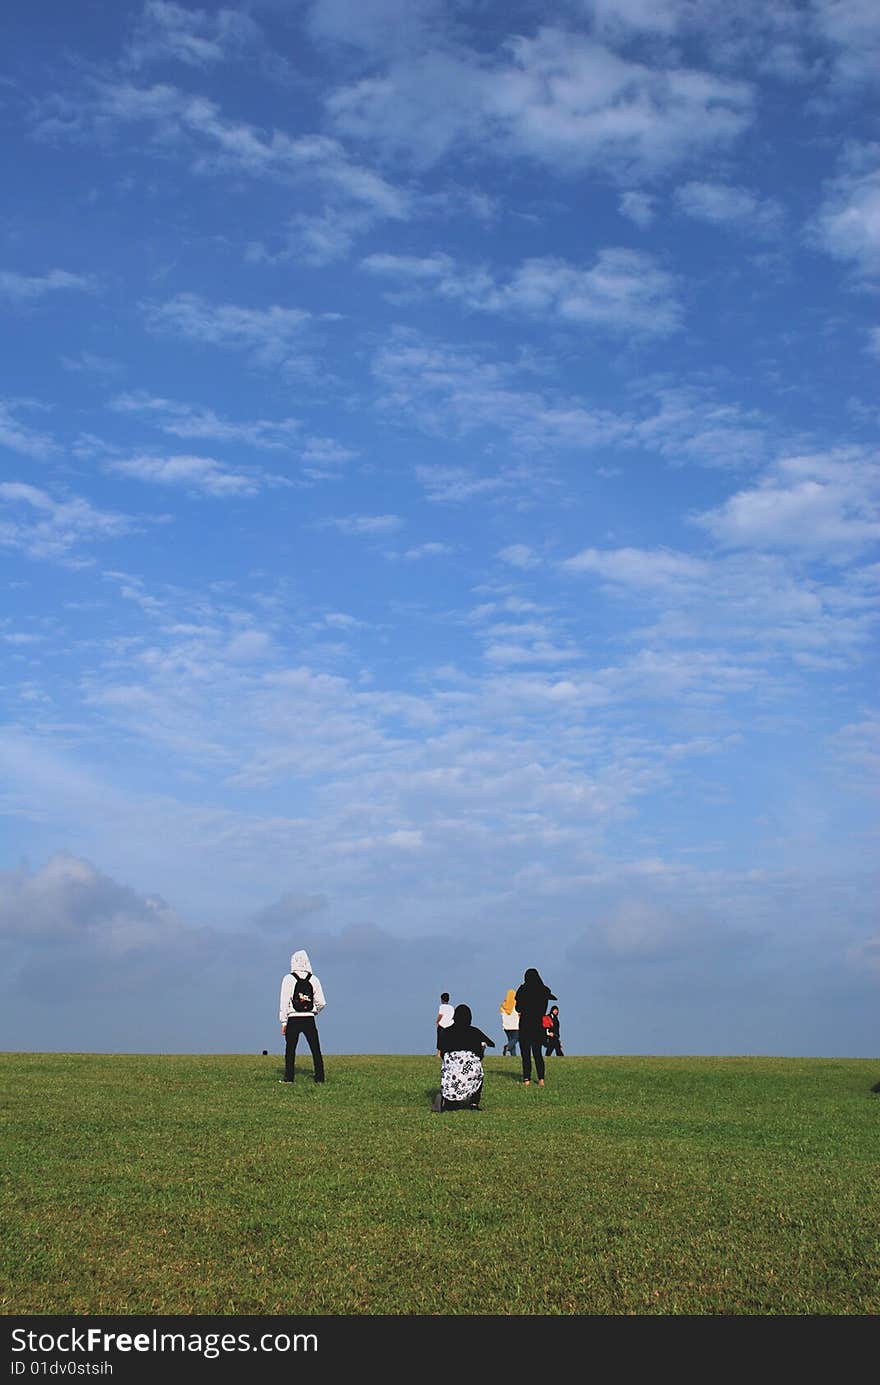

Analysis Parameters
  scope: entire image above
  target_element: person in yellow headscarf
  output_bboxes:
[499,988,520,1057]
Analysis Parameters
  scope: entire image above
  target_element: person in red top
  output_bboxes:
[544,1005,564,1057]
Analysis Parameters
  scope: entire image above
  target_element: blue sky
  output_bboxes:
[1,0,878,1058]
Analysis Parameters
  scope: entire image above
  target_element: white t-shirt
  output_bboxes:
[437,1002,454,1028]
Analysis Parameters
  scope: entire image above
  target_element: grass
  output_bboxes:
[1,1051,878,1315]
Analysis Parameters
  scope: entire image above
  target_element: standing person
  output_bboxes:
[436,991,454,1056]
[279,949,326,1084]
[544,1005,564,1057]
[500,988,520,1056]
[514,967,557,1087]
[433,1004,495,1111]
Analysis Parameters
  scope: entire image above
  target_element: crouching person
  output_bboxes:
[432,1003,495,1111]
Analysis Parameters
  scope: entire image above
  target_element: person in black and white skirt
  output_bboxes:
[433,1004,495,1111]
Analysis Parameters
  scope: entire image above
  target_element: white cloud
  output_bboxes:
[399,542,454,560]
[306,0,444,53]
[498,251,682,334]
[106,454,267,498]
[386,828,423,848]
[812,0,880,87]
[300,437,358,479]
[498,544,542,569]
[225,629,272,662]
[0,482,135,564]
[561,538,875,668]
[253,889,328,932]
[483,637,582,667]
[365,247,681,334]
[110,393,355,478]
[415,466,505,504]
[61,352,122,378]
[811,150,880,276]
[568,894,742,964]
[0,268,95,301]
[141,294,313,365]
[831,711,880,791]
[110,393,303,449]
[675,180,784,236]
[619,190,656,228]
[329,29,754,177]
[562,546,709,586]
[0,852,175,947]
[693,449,880,556]
[493,28,753,173]
[324,513,402,534]
[581,0,691,37]
[0,402,57,460]
[125,1,260,69]
[633,385,778,471]
[37,80,411,259]
[371,332,625,460]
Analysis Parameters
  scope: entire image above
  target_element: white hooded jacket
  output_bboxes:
[279,949,326,1022]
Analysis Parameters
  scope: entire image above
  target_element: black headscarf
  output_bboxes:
[515,968,557,1026]
[438,1003,495,1057]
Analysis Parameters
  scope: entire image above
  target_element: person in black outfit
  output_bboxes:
[433,1003,495,1111]
[514,967,556,1086]
[544,1005,564,1057]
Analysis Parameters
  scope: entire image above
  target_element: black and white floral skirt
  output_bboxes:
[440,1050,483,1108]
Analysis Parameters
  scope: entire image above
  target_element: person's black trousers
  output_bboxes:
[519,1026,545,1081]
[284,1017,325,1082]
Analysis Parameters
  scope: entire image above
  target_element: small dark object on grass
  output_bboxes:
[871,1079,880,1093]
[261,1050,268,1056]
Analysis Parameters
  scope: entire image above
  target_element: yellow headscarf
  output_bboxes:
[500,988,517,1015]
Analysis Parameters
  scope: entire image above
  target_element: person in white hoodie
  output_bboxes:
[279,949,326,1083]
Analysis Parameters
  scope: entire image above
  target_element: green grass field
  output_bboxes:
[2,1051,878,1316]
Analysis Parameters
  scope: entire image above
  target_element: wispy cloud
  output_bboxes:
[110,392,302,448]
[323,513,403,535]
[0,482,135,564]
[562,546,709,586]
[304,0,445,54]
[363,247,683,335]
[371,331,628,455]
[106,454,278,498]
[674,180,784,237]
[141,294,314,366]
[414,465,506,504]
[632,385,780,471]
[328,28,754,176]
[498,544,543,569]
[619,190,656,228]
[109,393,357,479]
[0,402,57,460]
[33,80,411,261]
[398,542,454,560]
[560,538,876,666]
[812,0,880,89]
[810,146,880,277]
[0,268,95,301]
[124,1,260,70]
